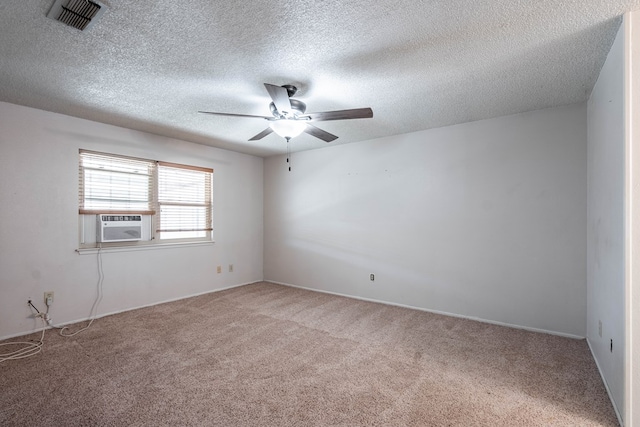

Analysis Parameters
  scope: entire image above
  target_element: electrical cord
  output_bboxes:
[56,246,104,337]
[1,246,105,362]
[0,302,46,363]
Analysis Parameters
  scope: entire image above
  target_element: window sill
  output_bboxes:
[76,240,215,255]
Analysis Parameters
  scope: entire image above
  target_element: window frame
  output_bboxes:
[156,161,213,241]
[78,150,214,249]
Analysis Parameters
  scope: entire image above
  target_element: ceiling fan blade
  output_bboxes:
[264,83,292,115]
[302,107,373,122]
[248,127,274,141]
[304,124,338,143]
[199,111,272,120]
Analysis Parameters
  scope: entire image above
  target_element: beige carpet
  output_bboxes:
[0,282,618,426]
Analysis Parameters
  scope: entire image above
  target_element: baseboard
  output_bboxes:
[586,338,624,426]
[0,281,259,342]
[267,280,585,340]
[4,278,585,342]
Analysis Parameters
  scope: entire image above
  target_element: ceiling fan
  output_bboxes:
[199,83,373,143]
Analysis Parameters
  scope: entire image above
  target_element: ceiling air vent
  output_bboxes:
[47,0,105,31]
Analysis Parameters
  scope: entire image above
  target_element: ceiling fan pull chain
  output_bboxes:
[286,137,292,172]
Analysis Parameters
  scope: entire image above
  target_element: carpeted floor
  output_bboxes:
[0,282,618,426]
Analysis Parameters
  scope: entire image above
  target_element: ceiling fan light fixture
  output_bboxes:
[199,82,372,143]
[269,119,307,139]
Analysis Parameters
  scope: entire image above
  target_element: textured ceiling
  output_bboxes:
[1,0,639,157]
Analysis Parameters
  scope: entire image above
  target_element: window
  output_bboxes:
[157,162,212,240]
[79,150,213,247]
[79,151,155,214]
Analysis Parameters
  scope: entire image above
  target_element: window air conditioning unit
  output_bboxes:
[97,214,142,242]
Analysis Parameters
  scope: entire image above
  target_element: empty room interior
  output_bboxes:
[1,1,640,426]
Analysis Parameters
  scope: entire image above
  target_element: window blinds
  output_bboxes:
[79,151,213,241]
[157,162,213,237]
[79,150,155,214]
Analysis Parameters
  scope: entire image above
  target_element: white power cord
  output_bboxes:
[1,246,105,362]
[54,246,104,337]
[0,305,46,363]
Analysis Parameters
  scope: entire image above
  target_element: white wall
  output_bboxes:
[265,103,587,337]
[586,20,626,422]
[0,101,264,340]
[625,9,640,427]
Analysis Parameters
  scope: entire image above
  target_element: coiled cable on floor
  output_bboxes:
[0,305,46,363]
[1,246,105,360]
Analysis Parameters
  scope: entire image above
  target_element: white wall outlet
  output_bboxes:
[44,291,54,306]
[217,266,222,274]
[229,264,234,273]
[370,273,375,281]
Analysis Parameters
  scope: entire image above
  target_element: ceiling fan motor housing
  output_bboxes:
[270,99,306,118]
[281,84,298,97]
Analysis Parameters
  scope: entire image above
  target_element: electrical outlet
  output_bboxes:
[44,291,54,306]
[370,274,375,281]
[598,320,602,337]
[229,264,234,273]
[217,266,222,274]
